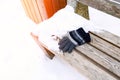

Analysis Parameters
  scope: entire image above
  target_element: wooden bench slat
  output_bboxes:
[76,44,120,77]
[56,50,117,80]
[89,32,120,62]
[31,29,120,79]
[92,30,120,48]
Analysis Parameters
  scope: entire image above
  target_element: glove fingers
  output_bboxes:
[68,44,76,53]
[58,37,68,45]
[59,39,70,50]
[62,41,72,52]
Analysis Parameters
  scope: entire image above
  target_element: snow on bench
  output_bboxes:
[31,30,120,80]
[31,5,120,80]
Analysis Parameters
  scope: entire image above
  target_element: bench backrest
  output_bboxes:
[68,0,120,19]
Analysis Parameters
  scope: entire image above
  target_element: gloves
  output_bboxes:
[58,27,91,53]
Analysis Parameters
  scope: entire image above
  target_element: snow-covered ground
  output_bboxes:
[0,0,120,80]
[0,0,88,80]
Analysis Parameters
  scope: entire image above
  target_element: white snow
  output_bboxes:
[0,0,120,80]
[0,0,88,80]
[32,5,102,52]
[89,7,120,36]
[32,5,120,52]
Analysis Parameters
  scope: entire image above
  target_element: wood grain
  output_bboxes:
[26,0,38,23]
[36,0,48,20]
[21,0,34,20]
[92,30,120,48]
[77,0,120,19]
[31,30,120,79]
[76,44,120,78]
[31,0,43,23]
[58,50,117,80]
[43,0,54,18]
[89,32,120,62]
[21,0,30,18]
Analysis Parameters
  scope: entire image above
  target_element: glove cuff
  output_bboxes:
[69,31,85,45]
[67,32,78,45]
[76,27,91,43]
[69,27,91,45]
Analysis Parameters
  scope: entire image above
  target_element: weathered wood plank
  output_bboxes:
[31,30,120,79]
[77,0,120,19]
[89,32,120,62]
[76,43,120,78]
[92,30,120,48]
[55,50,117,80]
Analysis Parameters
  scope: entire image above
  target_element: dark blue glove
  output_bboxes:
[58,27,91,53]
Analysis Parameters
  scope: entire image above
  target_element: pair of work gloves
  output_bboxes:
[58,27,91,53]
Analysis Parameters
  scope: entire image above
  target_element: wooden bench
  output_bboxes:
[21,0,120,79]
[31,30,120,80]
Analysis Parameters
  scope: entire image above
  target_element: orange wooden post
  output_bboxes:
[43,0,54,18]
[21,0,34,21]
[52,0,60,13]
[43,0,67,18]
[36,0,48,20]
[31,0,43,23]
[59,0,67,9]
[21,0,67,23]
